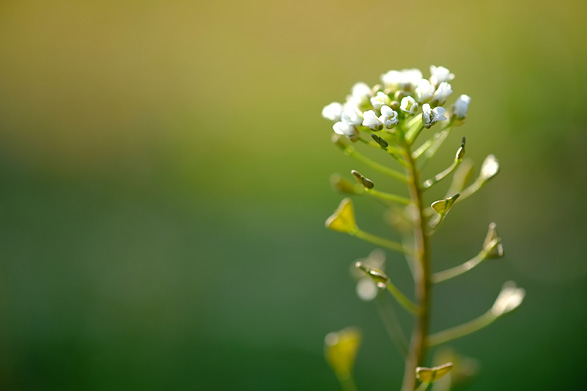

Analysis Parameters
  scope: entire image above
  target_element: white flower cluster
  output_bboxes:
[322,66,471,140]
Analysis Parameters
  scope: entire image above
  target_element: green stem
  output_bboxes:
[422,159,462,190]
[387,282,419,315]
[353,229,409,255]
[365,188,411,205]
[375,295,409,358]
[414,124,453,167]
[400,140,431,391]
[431,249,489,283]
[344,146,408,183]
[427,311,496,347]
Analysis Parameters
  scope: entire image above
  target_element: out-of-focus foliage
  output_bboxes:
[0,0,586,390]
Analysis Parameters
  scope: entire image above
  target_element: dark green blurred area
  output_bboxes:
[0,0,586,390]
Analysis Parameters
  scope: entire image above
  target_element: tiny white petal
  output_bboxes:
[350,82,371,106]
[431,82,453,105]
[322,102,343,121]
[430,65,455,85]
[379,105,398,129]
[422,103,432,126]
[453,94,471,119]
[333,121,357,138]
[381,68,422,90]
[432,106,447,122]
[423,104,447,127]
[400,96,418,115]
[370,91,391,110]
[362,110,383,130]
[341,105,363,126]
[415,79,435,102]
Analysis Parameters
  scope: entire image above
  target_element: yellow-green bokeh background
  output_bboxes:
[0,1,586,389]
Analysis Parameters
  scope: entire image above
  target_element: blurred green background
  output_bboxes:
[0,0,586,390]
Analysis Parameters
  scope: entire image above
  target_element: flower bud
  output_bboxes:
[400,96,418,115]
[322,102,343,121]
[422,103,447,127]
[429,65,455,86]
[362,110,383,131]
[415,79,435,102]
[431,82,453,105]
[370,91,391,110]
[453,94,471,119]
[379,105,399,129]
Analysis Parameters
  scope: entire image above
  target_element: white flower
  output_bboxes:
[350,82,371,106]
[381,68,423,91]
[370,91,391,110]
[379,105,398,129]
[341,105,363,126]
[322,102,343,121]
[400,96,418,115]
[422,103,447,127]
[430,65,455,86]
[480,154,499,181]
[362,110,383,130]
[333,121,358,138]
[431,82,453,105]
[415,79,435,102]
[453,94,471,119]
[491,281,525,317]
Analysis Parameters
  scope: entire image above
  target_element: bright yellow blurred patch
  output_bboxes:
[324,327,361,378]
[416,362,453,383]
[325,198,358,234]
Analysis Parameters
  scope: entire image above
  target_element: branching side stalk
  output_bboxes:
[401,140,431,391]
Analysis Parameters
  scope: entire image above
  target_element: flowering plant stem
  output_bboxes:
[400,139,431,391]
[322,66,524,391]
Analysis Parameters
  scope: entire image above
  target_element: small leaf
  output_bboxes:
[447,159,474,195]
[431,193,460,215]
[416,362,454,383]
[325,198,358,233]
[324,327,362,378]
